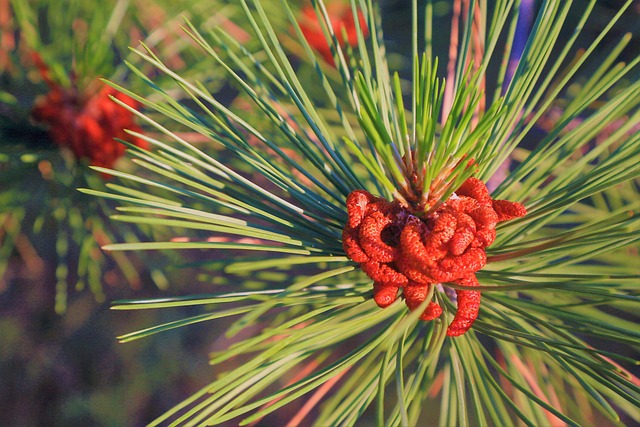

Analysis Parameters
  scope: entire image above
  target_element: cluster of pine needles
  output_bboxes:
[4,0,639,425]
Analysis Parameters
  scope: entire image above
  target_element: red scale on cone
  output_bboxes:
[342,177,526,336]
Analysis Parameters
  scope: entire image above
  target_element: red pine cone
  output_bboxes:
[32,84,148,170]
[298,3,368,65]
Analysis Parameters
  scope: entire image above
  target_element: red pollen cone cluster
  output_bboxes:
[299,3,368,65]
[342,178,527,336]
[30,55,148,170]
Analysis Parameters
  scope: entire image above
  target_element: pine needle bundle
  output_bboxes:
[0,0,237,311]
[89,0,638,425]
